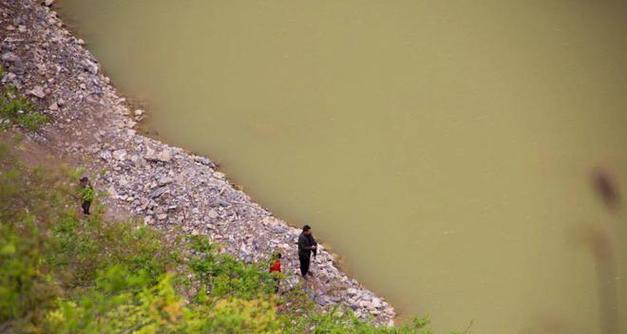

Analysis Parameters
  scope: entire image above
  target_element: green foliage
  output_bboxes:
[188,235,276,300]
[44,273,183,334]
[48,215,171,288]
[0,144,454,333]
[0,84,48,131]
[183,298,281,334]
[0,216,59,326]
[189,236,275,299]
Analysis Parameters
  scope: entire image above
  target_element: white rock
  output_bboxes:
[99,150,112,161]
[207,209,219,219]
[158,176,173,186]
[1,52,18,63]
[84,59,98,74]
[107,186,118,198]
[125,119,136,128]
[112,149,127,161]
[28,86,46,99]
[157,150,172,162]
[145,147,173,162]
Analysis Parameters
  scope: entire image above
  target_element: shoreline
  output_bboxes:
[0,0,396,325]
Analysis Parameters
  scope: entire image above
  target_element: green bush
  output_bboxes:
[0,217,59,326]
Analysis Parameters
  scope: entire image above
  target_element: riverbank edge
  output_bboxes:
[0,0,396,325]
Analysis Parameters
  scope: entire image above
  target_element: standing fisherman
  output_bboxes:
[79,176,94,215]
[298,225,317,278]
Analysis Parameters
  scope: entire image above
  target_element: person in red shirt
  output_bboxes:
[269,252,282,293]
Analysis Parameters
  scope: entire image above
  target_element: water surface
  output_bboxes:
[59,1,627,333]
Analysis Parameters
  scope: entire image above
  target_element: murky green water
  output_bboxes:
[59,1,627,333]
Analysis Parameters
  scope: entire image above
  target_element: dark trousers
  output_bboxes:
[273,277,280,293]
[82,200,91,215]
[299,253,310,277]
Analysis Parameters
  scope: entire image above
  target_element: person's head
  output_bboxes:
[275,252,282,260]
[303,225,311,235]
[80,176,89,185]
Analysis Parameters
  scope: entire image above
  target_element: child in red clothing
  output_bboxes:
[269,253,282,293]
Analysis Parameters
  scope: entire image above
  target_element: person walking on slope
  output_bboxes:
[79,176,94,215]
[298,225,317,278]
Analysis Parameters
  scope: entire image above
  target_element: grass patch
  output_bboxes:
[0,68,48,131]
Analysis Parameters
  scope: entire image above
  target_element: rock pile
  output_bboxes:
[0,0,396,325]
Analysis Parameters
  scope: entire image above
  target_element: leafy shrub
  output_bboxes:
[0,217,59,326]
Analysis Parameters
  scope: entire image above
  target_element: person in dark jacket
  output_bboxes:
[298,225,317,278]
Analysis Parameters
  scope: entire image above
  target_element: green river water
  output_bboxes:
[59,1,626,333]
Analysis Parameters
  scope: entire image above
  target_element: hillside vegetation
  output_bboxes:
[0,141,459,333]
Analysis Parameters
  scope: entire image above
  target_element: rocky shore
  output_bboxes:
[0,0,395,325]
